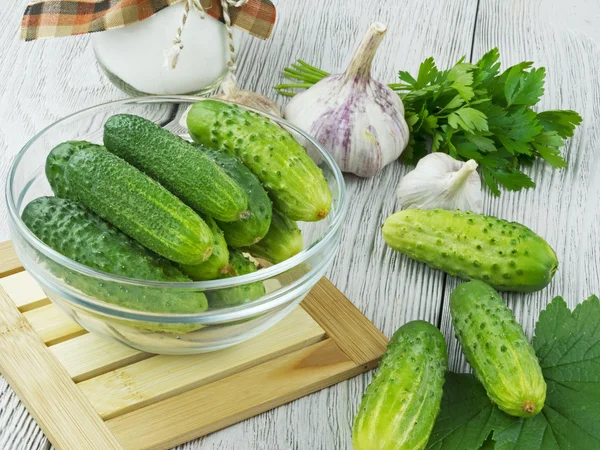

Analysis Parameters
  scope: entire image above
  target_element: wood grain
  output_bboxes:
[79,307,325,420]
[0,287,122,450]
[23,304,86,346]
[0,242,22,279]
[0,271,49,312]
[106,339,361,450]
[3,0,597,449]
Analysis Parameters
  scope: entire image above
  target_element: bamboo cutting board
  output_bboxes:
[0,241,387,450]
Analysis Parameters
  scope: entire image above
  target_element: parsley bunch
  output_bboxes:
[275,49,582,195]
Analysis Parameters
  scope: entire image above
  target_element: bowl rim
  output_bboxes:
[6,95,347,321]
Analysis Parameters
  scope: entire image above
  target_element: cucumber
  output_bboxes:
[45,141,96,198]
[207,248,266,308]
[179,215,229,280]
[198,147,272,247]
[382,209,558,292]
[48,143,213,265]
[22,196,208,314]
[352,320,447,450]
[186,100,332,222]
[450,281,546,417]
[242,210,303,264]
[103,114,248,222]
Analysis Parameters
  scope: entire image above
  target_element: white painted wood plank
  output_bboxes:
[439,0,600,373]
[1,0,476,449]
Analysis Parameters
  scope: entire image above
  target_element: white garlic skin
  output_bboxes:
[397,153,483,213]
[283,23,409,178]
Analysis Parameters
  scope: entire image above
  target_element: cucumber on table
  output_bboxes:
[207,248,266,309]
[179,215,229,281]
[199,147,272,247]
[47,142,213,265]
[22,196,208,314]
[103,114,248,222]
[382,209,558,292]
[242,210,303,264]
[352,320,447,450]
[450,281,546,417]
[186,100,332,222]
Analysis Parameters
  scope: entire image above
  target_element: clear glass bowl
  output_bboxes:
[6,97,347,354]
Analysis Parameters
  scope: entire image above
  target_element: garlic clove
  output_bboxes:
[397,153,483,213]
[283,23,409,178]
[214,79,281,117]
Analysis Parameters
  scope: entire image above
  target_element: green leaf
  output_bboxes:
[415,57,439,88]
[532,142,568,169]
[447,108,489,133]
[426,373,516,450]
[466,134,498,153]
[487,168,536,191]
[504,65,546,107]
[398,70,418,87]
[537,110,583,138]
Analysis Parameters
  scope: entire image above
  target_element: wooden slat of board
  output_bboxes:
[80,307,326,420]
[23,304,86,346]
[0,241,22,278]
[107,339,363,450]
[51,333,150,383]
[0,271,49,311]
[302,278,388,366]
[0,287,123,450]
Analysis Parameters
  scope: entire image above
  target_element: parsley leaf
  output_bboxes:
[275,49,582,195]
[426,295,600,450]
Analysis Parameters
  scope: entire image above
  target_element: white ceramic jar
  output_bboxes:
[92,3,239,95]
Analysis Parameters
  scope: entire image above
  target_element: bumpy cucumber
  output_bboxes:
[45,141,96,198]
[22,197,208,314]
[199,147,272,247]
[179,215,229,281]
[382,209,558,292]
[353,320,447,450]
[207,249,265,308]
[450,281,546,417]
[186,100,332,222]
[104,114,248,222]
[48,143,213,265]
[243,211,303,264]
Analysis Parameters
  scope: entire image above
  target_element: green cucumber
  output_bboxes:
[45,141,95,199]
[186,100,332,222]
[382,209,558,292]
[450,281,546,417]
[352,320,447,450]
[198,147,272,247]
[103,114,248,222]
[48,143,213,265]
[22,197,208,314]
[243,211,303,264]
[179,215,229,280]
[207,248,265,308]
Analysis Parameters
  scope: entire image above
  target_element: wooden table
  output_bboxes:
[1,0,599,448]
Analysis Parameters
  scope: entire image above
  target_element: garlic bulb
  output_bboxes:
[397,153,483,212]
[215,79,281,117]
[284,23,409,177]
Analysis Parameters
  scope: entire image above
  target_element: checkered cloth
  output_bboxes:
[21,0,276,41]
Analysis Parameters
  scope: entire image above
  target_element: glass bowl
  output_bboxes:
[6,96,347,355]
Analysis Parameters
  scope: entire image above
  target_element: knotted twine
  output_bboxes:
[165,0,248,85]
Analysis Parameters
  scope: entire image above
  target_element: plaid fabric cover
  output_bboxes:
[21,0,276,41]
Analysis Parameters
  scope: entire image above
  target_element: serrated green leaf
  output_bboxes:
[416,57,439,88]
[488,168,536,191]
[504,65,546,107]
[537,110,583,138]
[447,107,489,133]
[467,134,498,153]
[532,142,568,168]
[426,373,516,450]
[398,70,418,86]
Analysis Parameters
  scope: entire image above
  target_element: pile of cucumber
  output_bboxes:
[352,208,559,449]
[23,100,332,314]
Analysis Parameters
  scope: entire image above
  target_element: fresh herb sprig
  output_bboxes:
[275,49,582,195]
